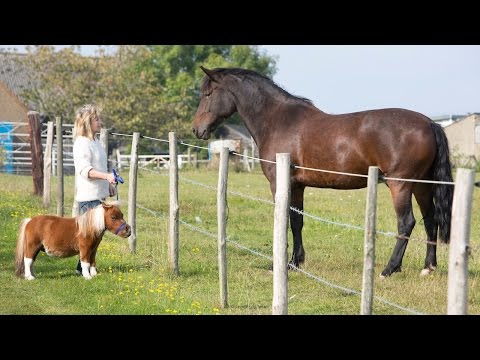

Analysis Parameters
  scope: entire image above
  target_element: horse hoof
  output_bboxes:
[420,266,436,277]
[288,262,299,271]
[420,269,431,276]
[379,274,387,280]
[90,268,97,276]
[83,275,92,280]
[25,275,35,280]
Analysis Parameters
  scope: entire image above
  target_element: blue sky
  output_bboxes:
[2,45,478,117]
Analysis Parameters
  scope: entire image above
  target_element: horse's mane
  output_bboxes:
[76,205,106,239]
[201,68,313,105]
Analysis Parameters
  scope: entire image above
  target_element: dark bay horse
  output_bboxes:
[192,66,454,277]
[15,202,131,280]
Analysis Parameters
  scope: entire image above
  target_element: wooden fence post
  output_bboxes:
[43,121,54,208]
[169,132,179,275]
[28,111,43,196]
[272,153,290,315]
[217,147,229,308]
[361,166,378,315]
[128,132,139,253]
[447,168,475,315]
[55,116,64,216]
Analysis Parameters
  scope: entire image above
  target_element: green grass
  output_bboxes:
[1,167,479,315]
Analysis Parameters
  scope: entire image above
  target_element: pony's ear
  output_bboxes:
[200,66,218,83]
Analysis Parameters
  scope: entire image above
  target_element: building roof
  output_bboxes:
[216,123,252,143]
[0,52,37,110]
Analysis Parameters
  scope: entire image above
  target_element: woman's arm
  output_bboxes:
[88,168,116,184]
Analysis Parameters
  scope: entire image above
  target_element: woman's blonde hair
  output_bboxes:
[73,104,101,141]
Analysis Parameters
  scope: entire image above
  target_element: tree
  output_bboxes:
[16,45,277,151]
[17,45,112,123]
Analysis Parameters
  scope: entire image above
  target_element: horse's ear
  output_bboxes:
[200,66,218,83]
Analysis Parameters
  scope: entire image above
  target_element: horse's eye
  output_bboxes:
[204,92,211,98]
[111,216,117,221]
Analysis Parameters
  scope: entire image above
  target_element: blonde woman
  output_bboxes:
[73,104,116,274]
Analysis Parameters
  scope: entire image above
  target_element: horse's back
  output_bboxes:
[291,107,438,188]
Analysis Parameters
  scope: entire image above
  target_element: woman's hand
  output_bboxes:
[106,172,116,184]
[109,183,117,197]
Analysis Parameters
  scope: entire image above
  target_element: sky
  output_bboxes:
[1,45,478,117]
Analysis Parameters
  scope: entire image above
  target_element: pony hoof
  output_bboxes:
[83,275,93,280]
[25,275,35,280]
[90,268,97,276]
[379,274,386,280]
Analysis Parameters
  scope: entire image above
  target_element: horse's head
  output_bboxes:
[192,66,237,140]
[102,203,131,238]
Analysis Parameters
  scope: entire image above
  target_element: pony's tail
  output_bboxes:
[430,122,454,243]
[15,218,31,277]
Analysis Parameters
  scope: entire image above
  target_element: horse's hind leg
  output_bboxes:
[414,183,437,276]
[24,243,43,280]
[289,186,306,268]
[381,183,416,278]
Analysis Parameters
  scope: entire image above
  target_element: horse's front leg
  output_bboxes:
[89,244,100,277]
[79,245,93,280]
[289,186,305,269]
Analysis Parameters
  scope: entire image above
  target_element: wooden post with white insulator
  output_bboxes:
[250,136,255,171]
[169,131,179,275]
[272,153,290,315]
[243,148,250,172]
[43,121,54,208]
[360,166,378,315]
[128,132,140,253]
[217,147,229,308]
[55,116,64,217]
[447,168,475,315]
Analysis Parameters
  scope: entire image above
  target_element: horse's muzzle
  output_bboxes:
[192,126,210,140]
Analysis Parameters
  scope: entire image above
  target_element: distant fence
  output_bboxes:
[115,150,205,170]
[0,120,74,175]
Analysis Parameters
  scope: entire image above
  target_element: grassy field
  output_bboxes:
[1,166,479,315]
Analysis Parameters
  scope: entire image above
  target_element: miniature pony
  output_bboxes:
[15,202,131,280]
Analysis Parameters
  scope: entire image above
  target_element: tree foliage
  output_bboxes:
[17,45,277,150]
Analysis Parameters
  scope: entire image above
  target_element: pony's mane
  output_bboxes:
[201,68,313,105]
[76,205,105,238]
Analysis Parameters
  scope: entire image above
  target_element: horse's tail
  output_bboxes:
[15,218,31,277]
[430,122,454,243]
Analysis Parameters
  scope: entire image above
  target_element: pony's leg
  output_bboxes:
[23,258,35,280]
[79,248,93,280]
[289,185,306,268]
[414,183,437,276]
[24,244,43,280]
[89,249,98,277]
[380,183,416,278]
[80,260,92,280]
